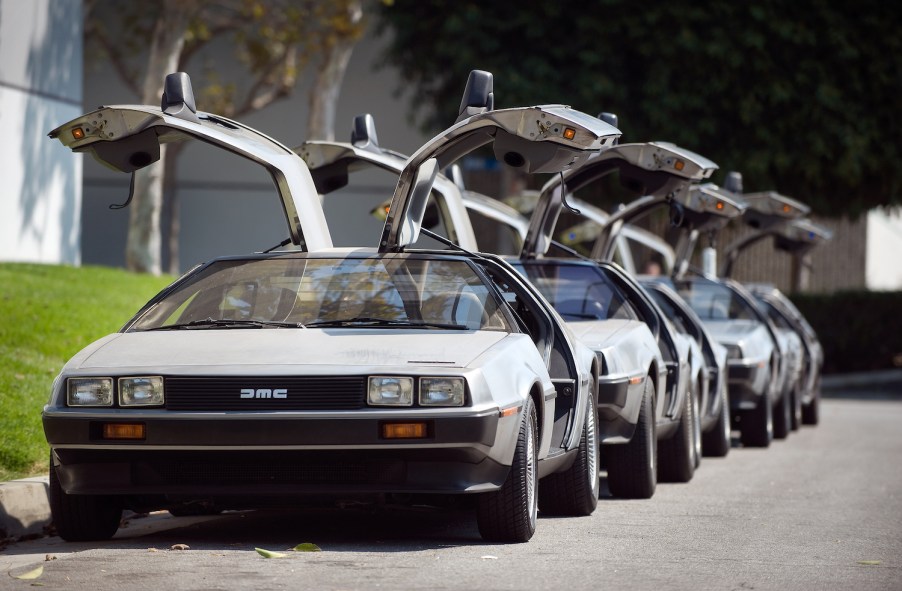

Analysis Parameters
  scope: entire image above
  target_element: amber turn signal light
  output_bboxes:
[381,422,428,439]
[71,127,85,140]
[102,423,146,440]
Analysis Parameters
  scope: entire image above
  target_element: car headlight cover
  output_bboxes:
[67,378,113,406]
[419,377,465,406]
[368,377,414,406]
[119,377,164,406]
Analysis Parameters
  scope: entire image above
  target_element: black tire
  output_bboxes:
[658,385,696,483]
[740,390,773,448]
[772,387,791,440]
[702,378,731,458]
[539,386,599,516]
[789,383,803,431]
[49,457,122,542]
[690,380,703,469]
[606,379,657,499]
[802,387,820,425]
[477,397,538,543]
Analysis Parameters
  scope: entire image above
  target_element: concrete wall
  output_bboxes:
[0,0,82,265]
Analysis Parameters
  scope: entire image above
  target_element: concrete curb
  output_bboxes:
[0,476,51,540]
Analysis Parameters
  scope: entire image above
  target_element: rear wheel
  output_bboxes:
[740,390,773,448]
[49,456,122,542]
[477,397,538,543]
[539,386,599,516]
[702,378,731,457]
[606,379,657,499]
[658,386,696,483]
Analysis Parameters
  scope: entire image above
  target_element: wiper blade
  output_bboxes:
[560,312,603,320]
[142,318,305,331]
[306,316,468,330]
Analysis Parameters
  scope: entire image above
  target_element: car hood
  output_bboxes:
[703,319,773,360]
[566,318,635,347]
[566,318,658,377]
[64,330,511,374]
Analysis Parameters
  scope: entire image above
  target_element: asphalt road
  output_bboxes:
[2,397,900,590]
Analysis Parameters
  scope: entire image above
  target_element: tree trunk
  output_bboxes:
[125,0,196,274]
[163,142,184,275]
[307,1,362,141]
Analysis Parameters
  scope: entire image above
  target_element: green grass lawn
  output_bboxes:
[0,263,173,481]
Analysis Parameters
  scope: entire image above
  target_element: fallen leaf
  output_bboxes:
[857,560,881,566]
[13,566,43,580]
[44,555,56,561]
[148,548,158,552]
[292,543,322,552]
[255,547,287,559]
[170,544,190,551]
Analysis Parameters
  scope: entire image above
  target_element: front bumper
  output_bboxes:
[727,361,770,410]
[45,409,510,497]
[596,374,643,442]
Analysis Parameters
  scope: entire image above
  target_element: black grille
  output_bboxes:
[138,459,405,485]
[164,376,366,411]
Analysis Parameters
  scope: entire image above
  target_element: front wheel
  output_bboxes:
[702,378,731,457]
[49,456,122,542]
[477,397,538,543]
[789,384,803,431]
[772,387,791,440]
[658,386,696,483]
[740,390,773,448]
[802,387,820,425]
[606,378,657,499]
[539,385,599,516]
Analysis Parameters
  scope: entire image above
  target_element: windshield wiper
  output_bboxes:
[306,316,468,330]
[560,312,603,320]
[141,318,305,331]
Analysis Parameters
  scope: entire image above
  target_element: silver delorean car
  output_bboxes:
[43,71,618,543]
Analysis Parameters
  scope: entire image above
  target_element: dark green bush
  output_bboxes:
[790,291,902,374]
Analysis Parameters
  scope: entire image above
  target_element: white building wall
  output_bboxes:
[865,207,902,290]
[0,0,83,265]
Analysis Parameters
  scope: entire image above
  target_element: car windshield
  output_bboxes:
[129,256,510,332]
[510,261,636,321]
[675,279,757,321]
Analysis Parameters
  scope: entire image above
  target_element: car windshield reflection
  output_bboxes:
[129,256,510,332]
[510,261,636,321]
[676,280,756,321]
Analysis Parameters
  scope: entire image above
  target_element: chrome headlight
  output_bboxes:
[67,378,113,406]
[119,377,164,407]
[367,377,414,406]
[419,377,466,407]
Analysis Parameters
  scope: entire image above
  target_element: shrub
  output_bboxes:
[790,290,902,374]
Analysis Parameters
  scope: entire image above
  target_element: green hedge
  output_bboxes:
[790,290,902,374]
